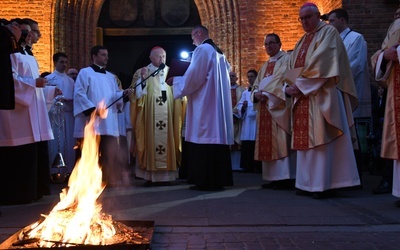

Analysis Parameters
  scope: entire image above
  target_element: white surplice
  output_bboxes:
[340,28,371,119]
[73,67,124,138]
[236,89,257,141]
[0,52,54,146]
[173,44,233,145]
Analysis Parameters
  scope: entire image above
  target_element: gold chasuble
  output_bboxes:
[252,51,291,161]
[231,85,245,148]
[288,22,358,150]
[371,18,400,160]
[129,64,182,182]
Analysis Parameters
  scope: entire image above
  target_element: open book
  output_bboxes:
[166,59,191,79]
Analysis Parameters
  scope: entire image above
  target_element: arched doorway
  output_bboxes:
[97,0,200,88]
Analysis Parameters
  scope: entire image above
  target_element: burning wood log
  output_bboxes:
[0,103,154,249]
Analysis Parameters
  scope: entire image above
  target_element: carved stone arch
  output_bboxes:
[53,0,240,71]
[53,0,105,70]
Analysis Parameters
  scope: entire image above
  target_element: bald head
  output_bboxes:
[149,47,166,68]
[67,68,79,81]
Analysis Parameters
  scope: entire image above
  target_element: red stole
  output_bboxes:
[292,33,315,150]
[231,88,237,107]
[255,61,275,161]
[394,63,400,157]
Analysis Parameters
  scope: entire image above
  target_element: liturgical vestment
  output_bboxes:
[371,18,400,198]
[252,50,296,181]
[130,63,180,182]
[287,21,360,192]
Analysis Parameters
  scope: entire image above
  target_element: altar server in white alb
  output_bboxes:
[235,69,261,173]
[166,25,234,191]
[73,45,133,187]
[46,52,76,174]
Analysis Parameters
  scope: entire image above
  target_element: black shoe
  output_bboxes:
[372,180,391,194]
[395,200,400,208]
[143,181,153,187]
[273,179,295,190]
[295,189,311,196]
[261,181,277,189]
[312,190,336,199]
[208,186,224,191]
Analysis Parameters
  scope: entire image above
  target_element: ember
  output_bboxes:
[0,103,154,249]
[0,220,154,249]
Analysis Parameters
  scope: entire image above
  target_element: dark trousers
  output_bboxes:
[240,140,261,172]
[0,143,38,205]
[186,142,233,188]
[76,135,125,186]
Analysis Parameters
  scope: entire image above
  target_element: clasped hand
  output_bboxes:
[123,88,134,96]
[285,85,302,98]
[254,91,266,102]
[383,43,400,62]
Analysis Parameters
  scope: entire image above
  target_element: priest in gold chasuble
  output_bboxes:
[251,33,296,189]
[285,3,360,197]
[130,47,181,184]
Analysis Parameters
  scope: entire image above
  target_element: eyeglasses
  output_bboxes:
[191,31,199,39]
[32,29,41,37]
[298,13,316,22]
[264,42,279,47]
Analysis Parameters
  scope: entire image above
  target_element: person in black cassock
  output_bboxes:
[0,19,20,110]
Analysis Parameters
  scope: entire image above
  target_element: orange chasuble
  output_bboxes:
[292,33,315,150]
[255,62,275,161]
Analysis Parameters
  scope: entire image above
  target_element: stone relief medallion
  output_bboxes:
[161,0,190,26]
[109,0,138,27]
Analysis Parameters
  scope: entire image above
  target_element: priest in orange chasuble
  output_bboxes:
[371,14,400,207]
[284,3,360,198]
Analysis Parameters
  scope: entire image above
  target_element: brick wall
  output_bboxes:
[0,0,53,73]
[0,0,398,82]
[343,0,399,86]
[233,0,343,84]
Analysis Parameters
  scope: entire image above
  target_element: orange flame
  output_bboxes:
[26,102,117,247]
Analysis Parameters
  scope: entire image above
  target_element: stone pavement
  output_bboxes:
[1,172,400,249]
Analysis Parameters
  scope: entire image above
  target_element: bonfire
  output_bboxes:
[9,103,150,248]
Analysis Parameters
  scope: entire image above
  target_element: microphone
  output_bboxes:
[150,63,166,77]
[106,63,166,109]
